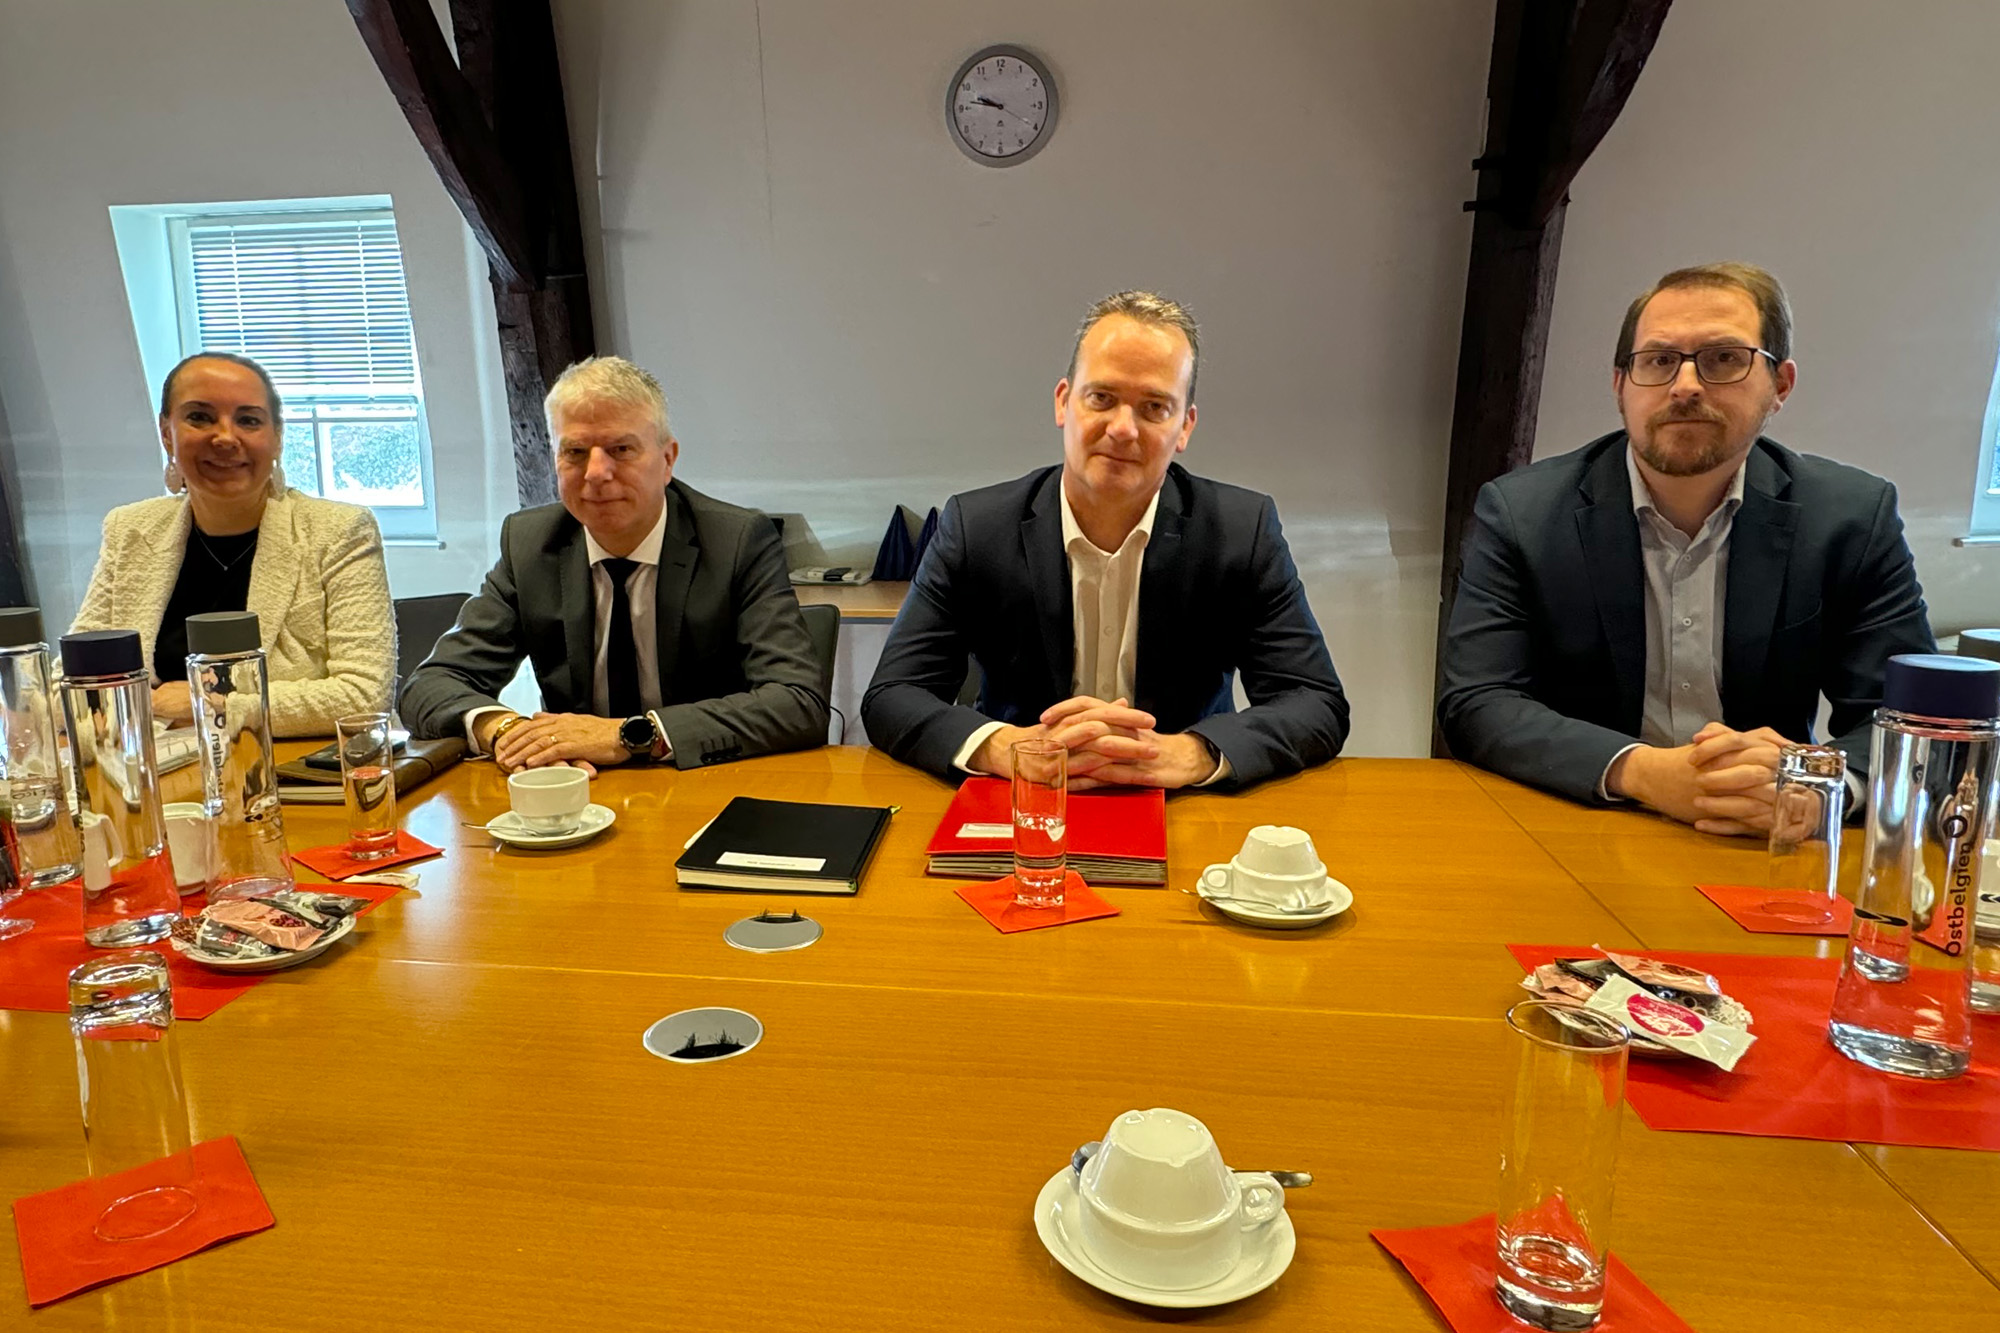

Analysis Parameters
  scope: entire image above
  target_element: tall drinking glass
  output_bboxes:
[1010,739,1067,908]
[187,612,294,900]
[0,606,82,891]
[1497,1001,1630,1331]
[336,713,399,860]
[69,952,198,1241]
[1765,744,1846,925]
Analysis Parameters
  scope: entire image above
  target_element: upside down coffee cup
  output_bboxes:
[1202,824,1329,910]
[1075,1107,1285,1290]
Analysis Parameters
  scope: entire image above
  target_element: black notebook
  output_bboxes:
[674,797,894,894]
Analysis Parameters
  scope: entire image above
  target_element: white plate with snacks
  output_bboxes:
[171,914,357,973]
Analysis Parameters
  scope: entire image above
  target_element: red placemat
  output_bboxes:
[0,879,401,1019]
[955,873,1120,933]
[12,1136,274,1306]
[1508,945,2000,1150]
[0,885,258,1019]
[1372,1214,1693,1332]
[290,830,442,881]
[1695,883,1851,935]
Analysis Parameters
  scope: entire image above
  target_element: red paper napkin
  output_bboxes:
[1372,1214,1693,1333]
[290,830,443,881]
[1509,945,2000,1150]
[12,1136,275,1306]
[1695,883,1852,935]
[955,873,1120,933]
[0,884,258,1019]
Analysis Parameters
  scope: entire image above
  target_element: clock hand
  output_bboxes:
[972,95,1036,130]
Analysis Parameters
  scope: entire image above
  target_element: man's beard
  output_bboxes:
[1632,405,1753,478]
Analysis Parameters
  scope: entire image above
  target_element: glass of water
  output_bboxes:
[1764,744,1847,924]
[1496,1000,1629,1330]
[69,952,199,1242]
[1010,740,1067,908]
[335,713,399,860]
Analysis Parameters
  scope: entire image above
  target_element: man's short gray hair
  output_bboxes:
[544,355,672,441]
[1066,290,1201,406]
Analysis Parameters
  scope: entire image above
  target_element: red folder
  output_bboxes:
[923,777,1167,885]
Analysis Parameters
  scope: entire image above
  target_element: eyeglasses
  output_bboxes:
[1620,345,1777,387]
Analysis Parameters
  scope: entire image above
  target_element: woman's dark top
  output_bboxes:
[152,525,259,682]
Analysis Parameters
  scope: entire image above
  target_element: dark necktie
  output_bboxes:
[601,557,642,717]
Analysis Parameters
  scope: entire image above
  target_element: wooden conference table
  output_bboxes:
[2,751,1996,1331]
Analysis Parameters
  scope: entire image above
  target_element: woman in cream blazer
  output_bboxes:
[70,353,395,737]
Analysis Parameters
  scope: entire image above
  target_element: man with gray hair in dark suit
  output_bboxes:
[400,356,827,771]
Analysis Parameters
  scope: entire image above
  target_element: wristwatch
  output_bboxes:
[618,713,663,760]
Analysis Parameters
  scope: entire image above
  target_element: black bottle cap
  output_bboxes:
[1958,629,2000,665]
[185,611,262,656]
[59,629,144,678]
[1882,653,2000,723]
[0,606,45,649]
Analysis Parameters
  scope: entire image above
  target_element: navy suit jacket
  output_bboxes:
[1437,432,1935,803]
[860,463,1349,788]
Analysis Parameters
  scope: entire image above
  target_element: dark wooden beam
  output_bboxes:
[348,0,598,506]
[0,391,33,607]
[1433,0,1672,755]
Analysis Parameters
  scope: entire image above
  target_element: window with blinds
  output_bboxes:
[169,208,435,539]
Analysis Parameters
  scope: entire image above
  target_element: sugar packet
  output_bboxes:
[1583,974,1757,1072]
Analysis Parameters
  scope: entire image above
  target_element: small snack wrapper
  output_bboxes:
[1521,949,1754,1061]
[1584,975,1757,1072]
[202,900,331,952]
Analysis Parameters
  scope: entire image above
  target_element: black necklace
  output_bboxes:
[192,528,257,574]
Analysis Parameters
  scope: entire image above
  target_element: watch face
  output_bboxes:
[619,716,655,753]
[947,46,1057,166]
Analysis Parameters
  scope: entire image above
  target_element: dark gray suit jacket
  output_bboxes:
[860,463,1349,788]
[399,480,827,767]
[1437,432,1935,803]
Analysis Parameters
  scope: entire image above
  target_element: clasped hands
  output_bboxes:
[477,711,635,776]
[971,696,1218,790]
[1609,721,1804,837]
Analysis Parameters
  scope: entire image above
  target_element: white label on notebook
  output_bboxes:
[957,822,1012,840]
[717,851,827,872]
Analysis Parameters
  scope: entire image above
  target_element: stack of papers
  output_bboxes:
[924,778,1167,885]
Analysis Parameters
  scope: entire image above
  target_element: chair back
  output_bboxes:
[394,592,473,689]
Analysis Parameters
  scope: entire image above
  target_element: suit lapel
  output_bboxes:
[1575,443,1646,734]
[1134,471,1187,706]
[556,524,594,712]
[242,492,295,646]
[1021,473,1074,700]
[653,486,697,700]
[1722,446,1799,710]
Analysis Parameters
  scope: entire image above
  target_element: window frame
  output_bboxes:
[1973,354,2000,539]
[158,202,438,542]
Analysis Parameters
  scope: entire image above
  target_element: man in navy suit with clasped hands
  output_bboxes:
[862,290,1349,791]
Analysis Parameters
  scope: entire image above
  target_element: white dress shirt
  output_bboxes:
[467,504,675,758]
[953,478,1226,782]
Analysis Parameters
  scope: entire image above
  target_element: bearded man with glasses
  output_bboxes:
[1438,262,1934,832]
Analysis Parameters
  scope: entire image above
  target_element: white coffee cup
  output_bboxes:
[1201,825,1328,909]
[507,768,590,834]
[78,810,124,894]
[161,801,213,895]
[1075,1107,1285,1291]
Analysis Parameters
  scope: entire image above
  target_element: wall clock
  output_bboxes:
[945,45,1059,167]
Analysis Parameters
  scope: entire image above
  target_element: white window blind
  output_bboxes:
[186,217,417,393]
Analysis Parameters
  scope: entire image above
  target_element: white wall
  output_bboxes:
[0,0,514,635]
[1538,0,2000,632]
[551,0,1494,755]
[3,1,1992,761]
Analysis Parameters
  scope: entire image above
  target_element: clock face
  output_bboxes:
[946,46,1058,166]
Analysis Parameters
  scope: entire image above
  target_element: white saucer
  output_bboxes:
[483,803,617,849]
[1196,873,1352,929]
[1032,1167,1294,1308]
[172,914,357,973]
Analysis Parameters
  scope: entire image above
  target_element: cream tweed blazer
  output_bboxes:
[71,489,395,737]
